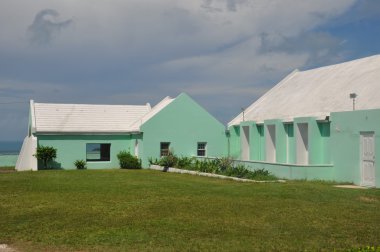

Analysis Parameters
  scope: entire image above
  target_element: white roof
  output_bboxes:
[32,102,151,134]
[229,54,380,126]
[129,96,174,131]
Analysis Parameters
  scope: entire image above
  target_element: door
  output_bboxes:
[360,132,375,187]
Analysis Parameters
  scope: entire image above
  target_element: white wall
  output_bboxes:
[15,136,37,171]
[296,123,309,165]
[266,125,276,162]
[241,126,250,161]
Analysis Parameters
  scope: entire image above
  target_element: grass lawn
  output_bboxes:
[0,169,379,251]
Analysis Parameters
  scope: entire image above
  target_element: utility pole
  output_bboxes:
[350,93,357,111]
[241,107,245,121]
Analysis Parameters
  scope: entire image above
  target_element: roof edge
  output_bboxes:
[228,69,299,127]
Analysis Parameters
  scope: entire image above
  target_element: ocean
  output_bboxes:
[0,141,22,154]
[0,141,21,167]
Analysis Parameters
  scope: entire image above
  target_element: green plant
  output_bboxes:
[159,152,178,168]
[148,157,160,165]
[117,151,141,169]
[216,157,233,172]
[74,160,87,170]
[176,156,194,169]
[34,145,57,169]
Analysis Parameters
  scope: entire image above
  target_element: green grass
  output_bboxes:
[0,170,379,251]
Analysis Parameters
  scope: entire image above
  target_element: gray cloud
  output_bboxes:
[259,32,345,68]
[201,0,248,12]
[27,9,72,45]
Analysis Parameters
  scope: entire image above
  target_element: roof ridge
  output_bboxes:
[228,69,299,126]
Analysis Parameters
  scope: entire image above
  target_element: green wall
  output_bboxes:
[228,117,333,181]
[37,134,137,169]
[0,154,18,167]
[140,93,227,167]
[228,126,240,159]
[228,109,380,186]
[233,159,333,181]
[331,109,380,186]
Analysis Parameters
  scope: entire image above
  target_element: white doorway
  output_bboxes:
[241,126,250,160]
[266,125,276,162]
[134,139,139,157]
[360,132,375,187]
[296,123,309,165]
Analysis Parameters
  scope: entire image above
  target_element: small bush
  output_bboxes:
[159,152,178,168]
[117,151,141,169]
[34,146,57,169]
[177,156,194,169]
[74,160,87,170]
[148,157,160,165]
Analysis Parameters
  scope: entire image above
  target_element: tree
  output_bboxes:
[34,146,57,169]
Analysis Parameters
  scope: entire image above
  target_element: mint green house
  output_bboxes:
[228,55,380,187]
[16,93,226,171]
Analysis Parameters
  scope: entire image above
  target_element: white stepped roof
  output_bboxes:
[33,102,151,133]
[229,54,380,126]
[129,96,174,131]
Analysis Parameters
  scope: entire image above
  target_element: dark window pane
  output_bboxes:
[86,143,111,161]
[160,142,170,157]
[197,142,207,157]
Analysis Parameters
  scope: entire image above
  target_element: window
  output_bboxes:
[160,142,170,156]
[197,142,207,157]
[86,143,111,162]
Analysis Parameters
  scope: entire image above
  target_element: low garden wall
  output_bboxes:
[0,154,18,167]
[196,157,334,181]
[150,164,285,183]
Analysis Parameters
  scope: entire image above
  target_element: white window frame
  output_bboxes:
[197,142,207,157]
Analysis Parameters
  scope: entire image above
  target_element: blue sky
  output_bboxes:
[0,0,379,141]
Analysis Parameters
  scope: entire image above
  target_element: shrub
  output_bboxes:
[249,168,277,180]
[159,152,178,168]
[148,157,160,165]
[177,156,194,169]
[216,157,233,172]
[74,160,87,170]
[117,151,141,169]
[34,146,57,169]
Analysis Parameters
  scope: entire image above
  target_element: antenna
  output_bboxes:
[241,107,245,122]
[349,93,357,111]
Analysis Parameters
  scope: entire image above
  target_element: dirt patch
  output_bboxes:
[0,244,17,252]
[359,196,378,203]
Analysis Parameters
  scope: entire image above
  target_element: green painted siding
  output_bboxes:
[331,109,380,186]
[37,134,137,169]
[251,124,264,161]
[228,126,240,159]
[140,93,227,167]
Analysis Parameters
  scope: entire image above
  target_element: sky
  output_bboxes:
[0,0,379,141]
